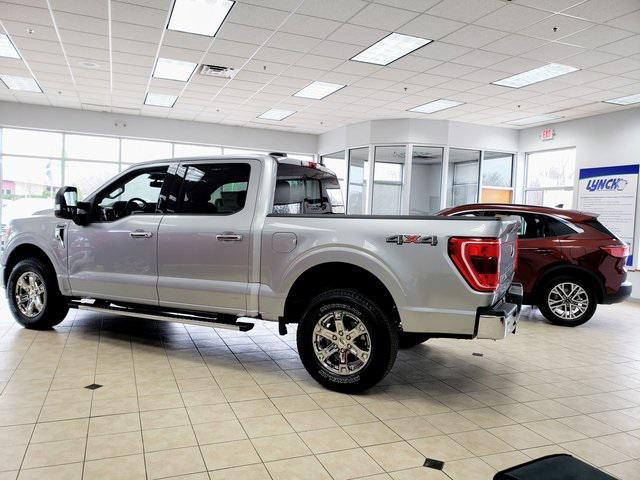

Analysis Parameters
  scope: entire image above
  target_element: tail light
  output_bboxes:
[449,237,501,292]
[600,244,629,258]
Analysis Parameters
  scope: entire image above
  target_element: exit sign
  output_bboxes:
[541,128,555,141]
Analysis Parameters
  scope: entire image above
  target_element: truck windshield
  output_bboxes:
[273,163,344,214]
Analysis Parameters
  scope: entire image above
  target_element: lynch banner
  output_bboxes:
[578,164,639,266]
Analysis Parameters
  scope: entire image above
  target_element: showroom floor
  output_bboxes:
[1,300,640,480]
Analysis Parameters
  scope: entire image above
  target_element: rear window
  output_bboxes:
[584,219,615,237]
[273,163,344,214]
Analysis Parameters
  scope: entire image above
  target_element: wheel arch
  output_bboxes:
[3,243,57,288]
[533,264,605,304]
[282,262,401,328]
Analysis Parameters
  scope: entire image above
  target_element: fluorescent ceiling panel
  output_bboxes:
[0,33,20,59]
[0,74,41,92]
[351,33,432,66]
[153,57,197,81]
[258,109,296,120]
[505,114,563,126]
[294,81,345,99]
[144,92,177,107]
[605,93,640,105]
[408,99,463,114]
[493,63,578,88]
[168,0,235,37]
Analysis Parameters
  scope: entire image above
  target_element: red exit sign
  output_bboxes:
[541,128,555,141]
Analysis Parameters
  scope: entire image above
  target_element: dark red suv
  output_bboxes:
[439,203,632,326]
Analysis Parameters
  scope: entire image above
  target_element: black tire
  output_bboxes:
[7,258,69,330]
[399,332,430,349]
[296,288,398,393]
[538,275,597,327]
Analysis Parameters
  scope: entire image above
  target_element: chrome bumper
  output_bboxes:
[475,283,523,340]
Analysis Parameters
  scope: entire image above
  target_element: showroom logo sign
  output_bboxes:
[585,178,629,192]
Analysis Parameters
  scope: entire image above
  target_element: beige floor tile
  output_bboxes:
[492,403,548,423]
[0,425,34,447]
[284,410,337,432]
[410,435,474,461]
[524,419,588,443]
[222,385,266,403]
[481,451,531,471]
[426,412,479,434]
[143,425,197,452]
[364,400,417,421]
[193,419,247,445]
[138,393,184,411]
[344,421,401,447]
[385,416,442,440]
[399,396,451,416]
[365,441,425,471]
[229,399,278,419]
[38,401,90,423]
[308,391,357,408]
[450,429,514,456]
[240,414,293,438]
[31,419,88,444]
[299,426,358,454]
[21,438,85,469]
[326,405,378,426]
[597,432,640,458]
[83,454,146,480]
[459,407,516,429]
[266,455,331,480]
[603,460,640,480]
[557,415,620,437]
[488,424,552,450]
[17,462,83,480]
[270,394,319,414]
[318,448,383,480]
[252,433,311,462]
[261,382,305,398]
[0,444,28,472]
[201,439,260,471]
[390,467,449,479]
[141,407,190,430]
[145,446,206,480]
[209,464,271,480]
[88,412,140,436]
[561,438,632,466]
[443,457,497,480]
[187,404,236,424]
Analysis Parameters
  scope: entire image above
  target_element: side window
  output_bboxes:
[177,163,250,215]
[541,216,575,237]
[273,163,343,214]
[96,166,168,222]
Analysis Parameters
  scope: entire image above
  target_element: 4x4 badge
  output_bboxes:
[386,235,438,246]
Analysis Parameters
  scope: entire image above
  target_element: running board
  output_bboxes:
[71,302,254,332]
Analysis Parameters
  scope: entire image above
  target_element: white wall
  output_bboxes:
[0,101,318,154]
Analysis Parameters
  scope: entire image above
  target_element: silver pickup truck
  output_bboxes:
[2,153,522,392]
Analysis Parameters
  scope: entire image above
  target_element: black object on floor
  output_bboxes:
[423,458,444,470]
[494,454,617,479]
[84,383,103,390]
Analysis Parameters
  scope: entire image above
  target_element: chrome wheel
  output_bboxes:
[548,282,589,320]
[312,309,371,376]
[15,272,46,318]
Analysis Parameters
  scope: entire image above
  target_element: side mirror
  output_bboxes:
[54,186,78,219]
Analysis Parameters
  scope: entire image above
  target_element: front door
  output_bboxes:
[67,164,171,305]
[157,160,259,315]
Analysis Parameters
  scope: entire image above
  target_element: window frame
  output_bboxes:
[524,147,576,209]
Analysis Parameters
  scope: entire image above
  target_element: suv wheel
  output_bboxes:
[538,276,596,327]
[296,288,398,393]
[7,258,69,330]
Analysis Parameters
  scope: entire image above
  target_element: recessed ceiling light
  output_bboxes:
[78,60,100,70]
[0,33,20,59]
[492,63,579,88]
[168,0,235,37]
[153,57,197,81]
[144,92,177,108]
[605,93,640,105]
[0,74,41,92]
[505,114,563,126]
[258,109,296,121]
[294,81,345,99]
[408,99,464,114]
[351,33,432,66]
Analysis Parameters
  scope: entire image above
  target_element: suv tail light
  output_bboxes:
[449,237,501,292]
[600,244,629,258]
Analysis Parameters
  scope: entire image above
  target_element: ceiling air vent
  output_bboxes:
[199,64,237,79]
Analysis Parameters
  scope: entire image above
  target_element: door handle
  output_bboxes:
[216,233,243,242]
[130,230,153,238]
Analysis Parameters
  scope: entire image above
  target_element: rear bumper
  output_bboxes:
[603,281,632,304]
[475,283,523,340]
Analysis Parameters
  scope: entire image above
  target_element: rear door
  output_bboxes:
[156,159,260,315]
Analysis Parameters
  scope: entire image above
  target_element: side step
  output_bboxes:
[69,301,254,332]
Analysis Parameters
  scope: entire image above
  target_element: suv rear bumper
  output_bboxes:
[603,281,632,304]
[475,283,523,340]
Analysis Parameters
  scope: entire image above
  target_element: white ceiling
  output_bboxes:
[0,0,639,134]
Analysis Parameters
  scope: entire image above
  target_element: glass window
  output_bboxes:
[409,146,443,215]
[273,163,343,214]
[447,148,479,207]
[1,156,62,227]
[65,161,119,199]
[178,163,250,215]
[95,166,168,222]
[65,134,119,161]
[2,128,62,157]
[121,139,172,163]
[482,152,513,187]
[174,143,222,158]
[347,147,369,214]
[525,148,576,208]
[373,146,404,215]
[321,151,346,202]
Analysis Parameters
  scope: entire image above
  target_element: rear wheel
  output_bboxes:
[399,332,430,348]
[7,258,69,330]
[538,276,596,327]
[296,288,398,393]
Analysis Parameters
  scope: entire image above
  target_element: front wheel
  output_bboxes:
[296,288,398,393]
[7,258,69,330]
[538,276,597,327]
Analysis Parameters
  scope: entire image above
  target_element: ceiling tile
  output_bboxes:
[483,34,545,55]
[521,14,594,42]
[441,25,508,48]
[562,24,633,49]
[329,24,388,47]
[297,0,367,22]
[349,3,419,30]
[398,14,464,40]
[280,14,341,39]
[598,35,640,56]
[427,0,504,23]
[563,0,640,23]
[606,10,640,34]
[453,50,509,68]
